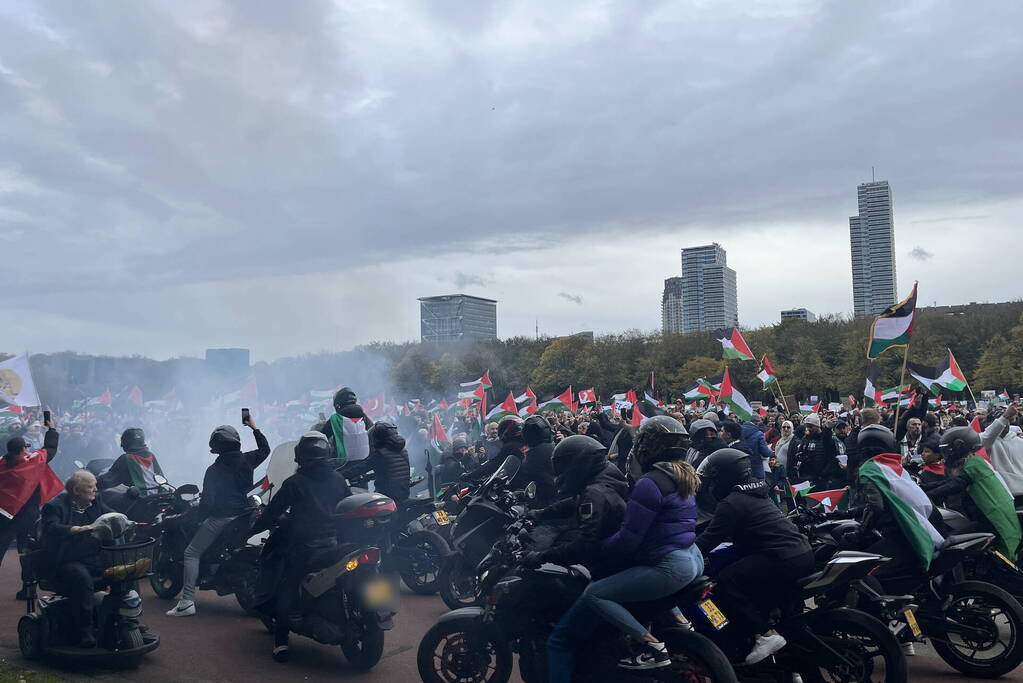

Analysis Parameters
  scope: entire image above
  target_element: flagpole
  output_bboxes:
[950,347,980,407]
[772,376,790,413]
[893,343,910,428]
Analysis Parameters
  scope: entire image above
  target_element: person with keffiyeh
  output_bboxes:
[98,428,166,493]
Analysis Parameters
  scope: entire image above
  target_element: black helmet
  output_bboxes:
[631,415,690,471]
[857,424,896,459]
[551,435,607,496]
[120,428,147,453]
[699,448,752,500]
[295,431,333,468]
[369,421,405,451]
[939,426,981,468]
[209,425,241,454]
[333,387,357,412]
[497,415,524,442]
[522,415,552,447]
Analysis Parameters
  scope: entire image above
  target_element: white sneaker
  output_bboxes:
[166,599,195,617]
[745,634,787,664]
[901,642,916,656]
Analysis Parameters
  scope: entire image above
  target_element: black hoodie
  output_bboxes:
[199,428,270,519]
[696,480,811,560]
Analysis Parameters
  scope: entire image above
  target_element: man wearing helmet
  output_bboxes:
[343,422,411,503]
[695,448,814,664]
[685,419,727,469]
[252,431,352,662]
[97,428,166,493]
[317,387,373,469]
[520,415,556,506]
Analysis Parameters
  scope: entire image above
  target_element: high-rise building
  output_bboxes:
[850,181,897,317]
[678,243,738,333]
[780,308,817,322]
[419,294,497,343]
[661,277,685,333]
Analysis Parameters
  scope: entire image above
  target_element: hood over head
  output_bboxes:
[209,425,241,454]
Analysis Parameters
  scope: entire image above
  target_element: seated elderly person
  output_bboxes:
[40,470,111,647]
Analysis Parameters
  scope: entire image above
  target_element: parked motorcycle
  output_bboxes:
[18,513,160,668]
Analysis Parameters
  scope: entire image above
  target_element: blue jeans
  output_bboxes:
[547,545,704,683]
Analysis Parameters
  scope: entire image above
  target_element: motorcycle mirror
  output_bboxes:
[74,460,85,469]
[525,481,537,500]
[154,474,168,486]
[177,483,200,497]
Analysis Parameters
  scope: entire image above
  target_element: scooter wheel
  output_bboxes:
[18,613,45,660]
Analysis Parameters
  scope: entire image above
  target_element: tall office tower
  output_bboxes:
[679,243,738,333]
[662,277,685,333]
[419,294,498,342]
[850,180,897,317]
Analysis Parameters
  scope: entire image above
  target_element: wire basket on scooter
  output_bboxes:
[100,538,156,582]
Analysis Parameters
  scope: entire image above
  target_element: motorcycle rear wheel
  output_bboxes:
[233,563,261,616]
[801,608,906,683]
[438,553,481,610]
[932,580,1023,678]
[150,548,183,600]
[341,616,385,671]
[417,617,512,683]
[399,531,448,595]
[659,627,738,683]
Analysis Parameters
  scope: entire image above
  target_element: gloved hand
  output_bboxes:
[519,551,544,569]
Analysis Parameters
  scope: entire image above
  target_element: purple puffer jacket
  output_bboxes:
[601,464,697,565]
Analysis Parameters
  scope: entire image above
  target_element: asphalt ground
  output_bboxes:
[0,548,1017,682]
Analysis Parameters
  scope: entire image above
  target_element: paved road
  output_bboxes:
[0,548,1018,681]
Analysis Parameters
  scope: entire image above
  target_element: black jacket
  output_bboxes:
[791,428,841,485]
[534,462,629,569]
[252,462,351,544]
[199,430,270,519]
[436,451,468,486]
[696,481,811,560]
[521,442,556,506]
[40,492,111,568]
[472,437,527,480]
[345,436,411,503]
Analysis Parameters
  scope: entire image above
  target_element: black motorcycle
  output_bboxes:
[19,513,160,668]
[418,513,736,683]
[438,456,527,609]
[147,483,262,614]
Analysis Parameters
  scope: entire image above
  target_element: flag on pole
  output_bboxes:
[89,389,113,406]
[485,392,519,423]
[804,488,848,513]
[459,370,493,389]
[428,413,450,460]
[578,388,597,405]
[363,393,386,418]
[681,382,705,402]
[714,328,755,361]
[866,282,918,359]
[863,361,881,407]
[880,384,910,403]
[0,354,41,408]
[757,355,778,388]
[698,375,724,398]
[538,387,575,413]
[999,389,1011,402]
[907,351,968,395]
[719,368,753,421]
[515,387,536,404]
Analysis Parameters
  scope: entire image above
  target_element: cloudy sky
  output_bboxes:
[2,1,1020,361]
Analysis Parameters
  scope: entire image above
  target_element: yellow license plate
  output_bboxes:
[433,510,450,525]
[994,550,1018,570]
[699,599,729,630]
[365,579,394,608]
[904,609,922,637]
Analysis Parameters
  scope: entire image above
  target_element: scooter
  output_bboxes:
[18,513,160,668]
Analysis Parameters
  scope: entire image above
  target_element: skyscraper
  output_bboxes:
[850,181,897,317]
[419,294,498,342]
[678,243,738,333]
[661,277,684,333]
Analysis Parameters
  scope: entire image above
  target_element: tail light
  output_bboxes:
[700,585,714,600]
[359,548,381,565]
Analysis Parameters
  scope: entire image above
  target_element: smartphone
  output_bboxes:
[43,410,51,425]
[241,408,250,425]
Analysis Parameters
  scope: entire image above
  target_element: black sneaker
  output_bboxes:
[618,641,671,670]
[272,645,290,663]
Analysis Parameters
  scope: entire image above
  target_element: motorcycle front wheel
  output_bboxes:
[341,613,385,671]
[399,531,448,595]
[801,607,906,683]
[438,553,480,610]
[417,617,513,683]
[149,546,183,600]
[933,580,1023,678]
[659,627,738,683]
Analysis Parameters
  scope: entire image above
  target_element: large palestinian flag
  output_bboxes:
[485,392,519,423]
[757,354,778,388]
[867,282,918,359]
[963,455,1021,557]
[907,351,968,396]
[537,387,575,413]
[715,328,755,361]
[858,453,944,570]
[698,374,724,398]
[681,381,705,402]
[719,368,753,421]
[880,384,910,404]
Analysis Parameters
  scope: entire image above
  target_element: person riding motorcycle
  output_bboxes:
[519,415,556,506]
[343,422,411,503]
[436,437,471,486]
[97,428,166,493]
[166,420,270,617]
[546,417,703,681]
[925,426,1022,558]
[317,387,374,469]
[695,448,814,665]
[39,470,111,647]
[251,431,352,662]
[685,419,726,469]
[469,415,528,481]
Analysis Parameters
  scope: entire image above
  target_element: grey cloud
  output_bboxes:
[454,272,487,289]
[909,246,933,261]
[558,292,583,305]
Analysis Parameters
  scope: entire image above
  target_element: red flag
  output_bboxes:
[0,448,63,517]
[812,401,822,413]
[626,389,639,407]
[496,392,517,415]
[363,393,385,418]
[438,398,450,411]
[480,370,492,388]
[578,388,597,404]
[758,406,767,417]
[128,386,143,406]
[971,416,992,462]
[429,413,449,445]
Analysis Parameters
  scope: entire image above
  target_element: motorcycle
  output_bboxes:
[18,513,160,668]
[259,491,401,671]
[146,481,263,614]
[438,456,527,609]
[418,510,736,683]
[934,505,1023,598]
[347,471,451,595]
[679,548,907,682]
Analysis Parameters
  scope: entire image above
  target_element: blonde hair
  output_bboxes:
[660,460,701,499]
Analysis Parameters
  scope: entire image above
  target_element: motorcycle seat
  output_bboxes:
[942,532,994,550]
[797,570,825,588]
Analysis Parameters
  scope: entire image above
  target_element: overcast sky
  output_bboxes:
[2,1,1021,361]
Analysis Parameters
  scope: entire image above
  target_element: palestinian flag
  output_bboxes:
[578,388,597,405]
[459,370,493,389]
[538,387,575,413]
[699,375,723,398]
[515,387,536,404]
[867,282,918,359]
[719,368,753,421]
[963,455,1021,557]
[517,387,538,416]
[858,453,944,570]
[880,384,910,403]
[799,403,821,415]
[486,392,519,423]
[907,351,968,396]
[757,355,778,388]
[999,389,1011,402]
[804,488,848,513]
[428,413,450,461]
[863,361,882,407]
[630,403,644,428]
[715,328,755,361]
[327,413,370,466]
[89,388,113,406]
[681,382,705,402]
